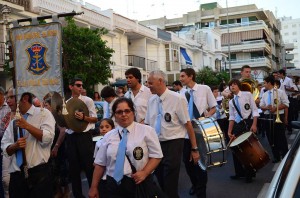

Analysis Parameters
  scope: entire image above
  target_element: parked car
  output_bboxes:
[265,131,300,198]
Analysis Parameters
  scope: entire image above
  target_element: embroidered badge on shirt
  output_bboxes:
[164,113,171,122]
[244,103,250,110]
[133,147,143,160]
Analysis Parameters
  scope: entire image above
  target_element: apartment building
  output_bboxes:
[280,16,300,69]
[140,2,283,81]
[0,0,212,89]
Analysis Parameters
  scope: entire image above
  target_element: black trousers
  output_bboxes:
[217,118,229,143]
[264,114,288,160]
[155,138,184,198]
[287,97,297,132]
[183,139,207,198]
[105,176,135,198]
[9,163,53,198]
[66,131,94,198]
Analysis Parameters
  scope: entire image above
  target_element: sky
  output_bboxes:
[84,0,300,21]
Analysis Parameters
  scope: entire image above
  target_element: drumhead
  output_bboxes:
[230,132,252,147]
[93,136,103,142]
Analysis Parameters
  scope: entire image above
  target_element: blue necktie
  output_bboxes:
[235,96,242,123]
[268,91,272,105]
[155,99,162,135]
[16,113,28,167]
[114,128,128,184]
[188,90,194,119]
[106,103,110,118]
[216,107,221,119]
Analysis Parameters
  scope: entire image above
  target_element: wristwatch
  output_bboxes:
[191,147,199,152]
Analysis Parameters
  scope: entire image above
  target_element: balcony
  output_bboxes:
[285,43,294,51]
[0,43,6,71]
[219,20,268,32]
[3,0,30,11]
[125,55,158,71]
[221,40,271,54]
[166,61,180,71]
[285,54,294,61]
[286,62,295,68]
[229,57,271,69]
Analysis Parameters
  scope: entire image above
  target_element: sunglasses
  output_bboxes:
[74,84,83,87]
[115,109,132,115]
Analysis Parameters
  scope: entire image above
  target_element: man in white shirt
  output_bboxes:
[278,69,297,134]
[124,67,152,123]
[145,70,200,198]
[65,77,98,198]
[1,92,55,197]
[101,86,118,119]
[172,80,187,95]
[180,68,216,198]
[260,76,289,163]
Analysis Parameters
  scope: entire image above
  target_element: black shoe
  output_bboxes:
[245,177,253,183]
[230,175,245,180]
[272,159,280,163]
[189,186,195,195]
[288,131,292,135]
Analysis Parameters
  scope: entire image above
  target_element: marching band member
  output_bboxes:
[124,67,152,123]
[278,69,297,134]
[145,70,200,198]
[222,65,252,98]
[172,80,187,95]
[101,86,118,120]
[89,97,163,198]
[180,68,216,198]
[260,76,289,163]
[1,92,55,197]
[227,79,259,183]
[65,77,98,198]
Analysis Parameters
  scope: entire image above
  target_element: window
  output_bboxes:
[241,17,249,26]
[214,39,218,49]
[284,25,288,29]
[285,33,289,36]
[209,21,215,28]
[230,54,236,61]
[292,24,297,28]
[292,32,297,35]
[293,38,298,42]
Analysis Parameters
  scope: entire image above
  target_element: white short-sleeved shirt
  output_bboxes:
[66,95,97,134]
[280,76,296,96]
[1,105,55,173]
[94,122,163,178]
[145,89,190,141]
[228,91,259,121]
[124,85,153,123]
[178,87,187,96]
[259,88,289,115]
[188,84,217,116]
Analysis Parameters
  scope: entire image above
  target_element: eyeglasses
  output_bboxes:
[115,109,132,115]
[74,84,83,87]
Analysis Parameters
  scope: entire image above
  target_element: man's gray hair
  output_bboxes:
[149,70,167,84]
[0,86,5,95]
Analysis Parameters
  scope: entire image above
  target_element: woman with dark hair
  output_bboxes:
[89,97,163,198]
[93,92,101,101]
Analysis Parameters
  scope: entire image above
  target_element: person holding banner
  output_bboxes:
[1,92,55,198]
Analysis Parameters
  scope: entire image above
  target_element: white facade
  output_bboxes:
[280,17,300,68]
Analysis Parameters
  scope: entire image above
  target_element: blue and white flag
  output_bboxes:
[10,22,63,100]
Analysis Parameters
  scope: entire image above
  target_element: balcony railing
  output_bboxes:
[3,0,30,11]
[126,55,145,70]
[0,43,6,69]
[166,61,180,71]
[146,59,158,71]
[219,20,266,29]
[230,57,266,64]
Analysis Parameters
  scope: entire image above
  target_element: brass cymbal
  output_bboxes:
[64,98,89,132]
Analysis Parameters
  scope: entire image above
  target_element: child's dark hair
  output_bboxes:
[99,118,115,129]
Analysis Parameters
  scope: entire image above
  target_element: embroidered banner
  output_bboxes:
[10,22,63,100]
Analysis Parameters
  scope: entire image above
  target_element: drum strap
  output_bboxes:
[185,91,202,119]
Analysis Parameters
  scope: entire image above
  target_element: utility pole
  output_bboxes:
[226,0,232,79]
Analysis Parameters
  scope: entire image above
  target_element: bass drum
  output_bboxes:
[229,132,270,171]
[192,117,227,170]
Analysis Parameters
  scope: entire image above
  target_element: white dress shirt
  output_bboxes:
[66,95,97,134]
[228,91,259,121]
[145,89,190,141]
[259,88,289,115]
[1,105,55,173]
[124,85,153,123]
[280,76,296,96]
[189,84,217,116]
[94,122,163,178]
[178,87,187,96]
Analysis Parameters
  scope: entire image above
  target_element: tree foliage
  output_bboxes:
[195,66,230,86]
[62,17,114,94]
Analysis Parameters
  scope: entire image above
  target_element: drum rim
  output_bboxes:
[229,132,252,147]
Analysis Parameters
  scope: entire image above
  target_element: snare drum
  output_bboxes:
[229,132,270,171]
[192,117,227,170]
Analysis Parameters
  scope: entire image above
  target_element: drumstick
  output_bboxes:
[226,137,235,149]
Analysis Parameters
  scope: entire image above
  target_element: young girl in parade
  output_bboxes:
[94,118,115,157]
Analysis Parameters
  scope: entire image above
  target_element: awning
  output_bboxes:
[241,29,263,40]
[180,48,192,65]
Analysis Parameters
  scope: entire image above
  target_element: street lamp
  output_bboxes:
[226,0,232,79]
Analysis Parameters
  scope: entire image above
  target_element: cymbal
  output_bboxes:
[64,98,89,132]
